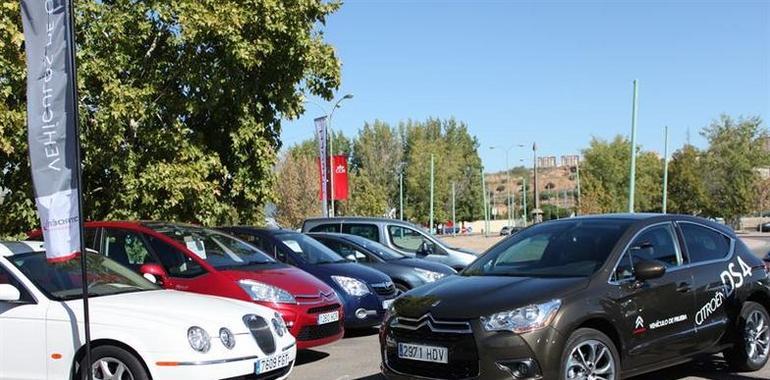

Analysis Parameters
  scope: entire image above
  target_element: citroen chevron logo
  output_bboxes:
[633,316,647,335]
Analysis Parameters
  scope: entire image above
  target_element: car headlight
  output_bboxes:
[272,312,288,337]
[219,327,236,350]
[187,326,211,353]
[238,280,296,304]
[331,275,371,296]
[481,299,561,334]
[414,268,445,283]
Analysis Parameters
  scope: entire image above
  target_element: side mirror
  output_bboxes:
[634,259,667,282]
[0,284,21,302]
[140,264,168,285]
[417,241,433,256]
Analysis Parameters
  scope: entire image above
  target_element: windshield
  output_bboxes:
[9,252,159,301]
[347,235,405,261]
[464,219,632,278]
[276,233,348,264]
[148,224,275,269]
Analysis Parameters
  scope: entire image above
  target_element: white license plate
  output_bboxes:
[397,342,448,364]
[254,351,292,374]
[317,310,340,325]
[383,299,394,310]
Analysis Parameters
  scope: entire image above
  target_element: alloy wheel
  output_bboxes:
[745,310,770,363]
[91,357,135,380]
[565,339,616,380]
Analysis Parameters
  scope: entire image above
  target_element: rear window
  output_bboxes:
[680,223,732,263]
[309,224,340,233]
[341,224,380,241]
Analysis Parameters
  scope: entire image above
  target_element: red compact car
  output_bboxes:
[31,221,344,349]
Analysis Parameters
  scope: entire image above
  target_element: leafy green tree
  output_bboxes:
[347,169,389,216]
[0,0,341,237]
[580,136,662,214]
[273,152,321,229]
[667,144,709,214]
[701,115,769,225]
[351,120,403,211]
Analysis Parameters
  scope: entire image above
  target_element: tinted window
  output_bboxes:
[680,223,731,263]
[102,229,157,269]
[9,252,158,301]
[310,224,340,233]
[346,235,404,261]
[148,225,275,269]
[275,233,347,265]
[0,264,33,302]
[318,239,371,263]
[234,232,266,251]
[465,220,631,277]
[628,224,681,267]
[147,236,206,278]
[342,224,380,242]
[388,225,425,252]
[614,224,681,282]
[83,228,98,251]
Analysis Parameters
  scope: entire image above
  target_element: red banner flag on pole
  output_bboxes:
[331,155,349,200]
[318,155,348,201]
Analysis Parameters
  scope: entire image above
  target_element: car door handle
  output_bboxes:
[676,282,692,293]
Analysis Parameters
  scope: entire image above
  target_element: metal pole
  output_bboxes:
[481,167,489,237]
[522,177,528,225]
[429,154,434,234]
[662,125,670,214]
[452,182,457,235]
[506,151,511,228]
[576,157,581,215]
[329,129,334,217]
[533,142,541,223]
[65,1,92,377]
[628,79,639,213]
[399,171,404,220]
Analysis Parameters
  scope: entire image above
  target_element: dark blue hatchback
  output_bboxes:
[220,227,397,329]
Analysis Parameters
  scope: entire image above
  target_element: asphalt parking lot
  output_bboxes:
[291,234,770,380]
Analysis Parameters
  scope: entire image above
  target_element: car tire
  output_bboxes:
[79,345,149,380]
[559,328,620,380]
[724,301,770,372]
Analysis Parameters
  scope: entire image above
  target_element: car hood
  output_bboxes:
[308,262,391,284]
[221,265,335,296]
[59,290,273,333]
[394,274,589,319]
[391,258,456,275]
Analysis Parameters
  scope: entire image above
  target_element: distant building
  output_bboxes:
[561,155,579,167]
[537,156,557,168]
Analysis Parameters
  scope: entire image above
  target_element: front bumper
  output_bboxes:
[266,301,345,349]
[151,343,297,380]
[380,318,566,380]
[342,293,396,329]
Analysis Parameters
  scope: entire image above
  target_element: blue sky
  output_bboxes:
[281,0,770,172]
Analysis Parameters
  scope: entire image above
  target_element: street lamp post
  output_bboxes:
[328,93,354,217]
[662,126,670,214]
[533,142,542,223]
[628,80,639,213]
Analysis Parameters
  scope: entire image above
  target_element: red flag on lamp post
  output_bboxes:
[318,155,348,201]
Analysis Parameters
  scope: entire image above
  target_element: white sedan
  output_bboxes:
[0,241,296,380]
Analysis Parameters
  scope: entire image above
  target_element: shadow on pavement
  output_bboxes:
[354,375,385,380]
[631,356,763,380]
[295,349,330,366]
[345,327,380,339]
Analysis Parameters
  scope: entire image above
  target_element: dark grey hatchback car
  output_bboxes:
[380,214,770,380]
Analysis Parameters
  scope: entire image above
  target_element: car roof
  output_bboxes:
[0,241,45,257]
[303,217,421,228]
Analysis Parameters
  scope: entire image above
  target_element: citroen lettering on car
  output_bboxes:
[696,291,725,326]
[633,316,647,335]
[721,256,753,297]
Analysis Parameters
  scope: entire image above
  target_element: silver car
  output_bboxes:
[301,217,477,270]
